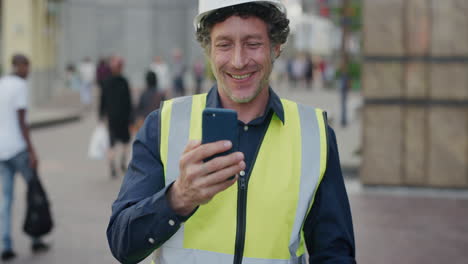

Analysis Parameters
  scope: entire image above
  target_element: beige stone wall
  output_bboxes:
[361,106,404,185]
[1,0,34,69]
[361,0,468,188]
[1,0,61,106]
[363,0,405,56]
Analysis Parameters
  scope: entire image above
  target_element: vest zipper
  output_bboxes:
[233,113,274,264]
[233,173,247,264]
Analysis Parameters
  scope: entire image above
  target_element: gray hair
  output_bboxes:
[196,3,290,55]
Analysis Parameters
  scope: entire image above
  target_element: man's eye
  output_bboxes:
[216,43,231,48]
[247,43,262,48]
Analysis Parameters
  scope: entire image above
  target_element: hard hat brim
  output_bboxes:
[194,0,286,30]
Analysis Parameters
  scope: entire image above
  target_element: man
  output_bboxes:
[192,57,206,94]
[135,70,165,131]
[78,57,96,107]
[99,56,133,178]
[150,56,171,98]
[107,1,355,263]
[0,54,49,261]
[171,48,187,97]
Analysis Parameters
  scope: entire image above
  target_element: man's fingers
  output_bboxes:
[184,140,232,164]
[200,160,245,186]
[199,140,232,160]
[183,151,243,183]
[200,174,240,203]
[203,152,244,175]
[183,140,201,154]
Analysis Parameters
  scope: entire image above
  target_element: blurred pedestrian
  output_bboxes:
[135,70,165,131]
[272,56,287,86]
[65,63,81,92]
[96,57,111,92]
[99,56,133,178]
[0,54,49,261]
[324,61,336,88]
[291,54,307,88]
[171,49,186,97]
[319,58,326,81]
[192,57,205,94]
[287,56,294,84]
[304,54,314,89]
[96,57,112,119]
[78,57,96,107]
[340,64,350,127]
[314,56,326,90]
[150,56,171,98]
[107,1,355,263]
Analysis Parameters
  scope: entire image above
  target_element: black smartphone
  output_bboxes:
[202,108,238,163]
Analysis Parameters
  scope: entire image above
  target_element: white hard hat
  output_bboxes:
[194,0,287,30]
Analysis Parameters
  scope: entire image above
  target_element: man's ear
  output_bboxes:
[273,45,281,58]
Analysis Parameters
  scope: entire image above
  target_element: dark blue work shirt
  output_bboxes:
[107,87,356,264]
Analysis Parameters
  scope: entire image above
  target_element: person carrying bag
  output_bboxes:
[0,54,50,261]
[23,169,54,238]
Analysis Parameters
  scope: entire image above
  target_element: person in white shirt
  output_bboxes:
[0,54,49,261]
[78,57,96,106]
[150,56,171,98]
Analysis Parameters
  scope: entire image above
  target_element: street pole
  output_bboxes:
[340,0,351,127]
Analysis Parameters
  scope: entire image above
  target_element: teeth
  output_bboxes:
[230,73,251,80]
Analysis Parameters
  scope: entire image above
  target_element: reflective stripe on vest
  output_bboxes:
[154,93,328,264]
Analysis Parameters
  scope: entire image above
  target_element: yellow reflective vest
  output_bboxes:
[153,93,328,264]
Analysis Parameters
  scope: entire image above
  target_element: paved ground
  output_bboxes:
[5,85,468,263]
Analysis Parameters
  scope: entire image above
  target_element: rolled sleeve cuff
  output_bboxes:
[163,182,199,223]
[141,183,199,248]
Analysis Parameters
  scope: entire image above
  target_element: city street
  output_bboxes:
[1,0,467,263]
[5,87,468,264]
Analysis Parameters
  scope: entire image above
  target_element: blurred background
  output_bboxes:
[1,0,467,263]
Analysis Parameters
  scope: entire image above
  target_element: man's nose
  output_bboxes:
[231,46,248,69]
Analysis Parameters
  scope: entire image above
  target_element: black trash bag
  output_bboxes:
[23,170,53,237]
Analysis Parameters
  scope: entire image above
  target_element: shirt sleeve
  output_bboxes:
[106,110,185,263]
[14,80,28,110]
[303,126,356,263]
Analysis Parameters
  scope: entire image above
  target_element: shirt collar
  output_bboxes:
[205,85,285,124]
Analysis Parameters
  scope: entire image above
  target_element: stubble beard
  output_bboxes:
[216,62,273,104]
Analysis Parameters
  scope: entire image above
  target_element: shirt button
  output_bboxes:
[168,219,175,226]
[148,237,155,244]
[244,125,249,132]
[240,170,245,176]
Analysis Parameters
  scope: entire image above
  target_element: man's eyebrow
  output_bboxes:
[242,34,264,41]
[213,34,265,42]
[213,35,232,42]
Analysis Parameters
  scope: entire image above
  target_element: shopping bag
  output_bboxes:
[23,170,54,237]
[88,123,109,160]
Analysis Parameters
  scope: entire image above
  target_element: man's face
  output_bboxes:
[110,58,124,75]
[209,15,279,104]
[15,62,30,79]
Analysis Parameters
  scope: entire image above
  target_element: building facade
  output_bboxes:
[1,0,203,106]
[361,0,468,188]
[59,0,201,88]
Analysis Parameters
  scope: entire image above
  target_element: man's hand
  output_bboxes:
[167,140,245,216]
[29,150,38,169]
